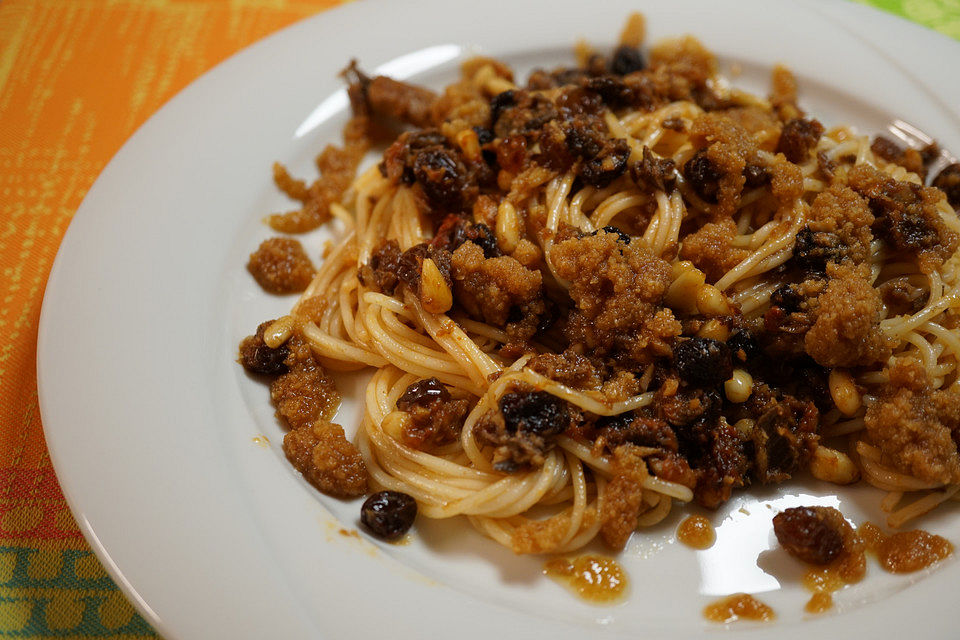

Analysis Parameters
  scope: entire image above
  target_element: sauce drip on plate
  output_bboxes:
[677,515,715,549]
[703,593,774,623]
[860,522,953,573]
[544,555,628,603]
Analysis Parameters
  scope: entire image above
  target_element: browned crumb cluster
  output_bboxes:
[283,421,368,497]
[270,334,340,430]
[679,219,749,282]
[552,230,678,367]
[600,444,649,550]
[865,358,960,485]
[804,263,893,368]
[247,237,316,294]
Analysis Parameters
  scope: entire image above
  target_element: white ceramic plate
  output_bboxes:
[38,0,960,638]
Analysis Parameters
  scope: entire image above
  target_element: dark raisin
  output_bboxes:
[361,239,402,294]
[555,87,603,118]
[870,136,904,165]
[470,223,501,258]
[489,90,516,127]
[412,147,465,209]
[609,45,645,75]
[582,76,633,109]
[499,391,570,436]
[397,377,449,410]
[580,139,630,188]
[772,506,845,565]
[792,226,844,270]
[932,163,960,208]
[602,225,631,244]
[564,123,603,158]
[743,163,771,188]
[631,147,676,192]
[673,338,732,388]
[756,404,798,472]
[586,226,631,244]
[727,328,760,364]
[683,149,722,202]
[777,118,824,164]
[239,328,289,376]
[595,410,636,431]
[360,491,418,540]
[473,126,494,145]
[396,244,428,290]
[770,284,803,313]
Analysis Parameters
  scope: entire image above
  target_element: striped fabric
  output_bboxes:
[0,1,954,637]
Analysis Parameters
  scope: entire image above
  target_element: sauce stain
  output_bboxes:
[677,515,715,549]
[799,524,866,614]
[544,555,628,604]
[859,522,953,573]
[703,593,774,623]
[805,591,832,614]
[251,435,271,448]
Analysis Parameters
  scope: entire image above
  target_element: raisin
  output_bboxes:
[239,324,289,376]
[564,122,603,158]
[673,338,732,388]
[777,118,824,164]
[397,377,449,410]
[498,391,570,436]
[743,163,771,188]
[586,225,631,245]
[602,225,631,244]
[770,284,803,313]
[360,239,402,294]
[772,506,845,565]
[595,410,636,432]
[555,86,603,118]
[412,147,466,210]
[489,90,516,127]
[360,491,418,540]
[683,149,722,202]
[792,226,844,271]
[431,216,501,258]
[580,138,630,188]
[473,126,494,145]
[470,223,501,259]
[583,76,634,109]
[631,147,676,192]
[396,244,428,290]
[727,328,760,364]
[609,45,645,75]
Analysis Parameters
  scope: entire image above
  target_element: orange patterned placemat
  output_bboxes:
[0,2,343,636]
[0,1,956,638]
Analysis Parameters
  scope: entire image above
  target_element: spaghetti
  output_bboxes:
[240,14,960,553]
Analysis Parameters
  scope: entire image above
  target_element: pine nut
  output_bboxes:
[724,369,753,403]
[696,284,732,316]
[665,261,705,313]
[810,445,860,485]
[829,369,861,417]
[263,315,294,348]
[496,201,521,253]
[419,257,453,314]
